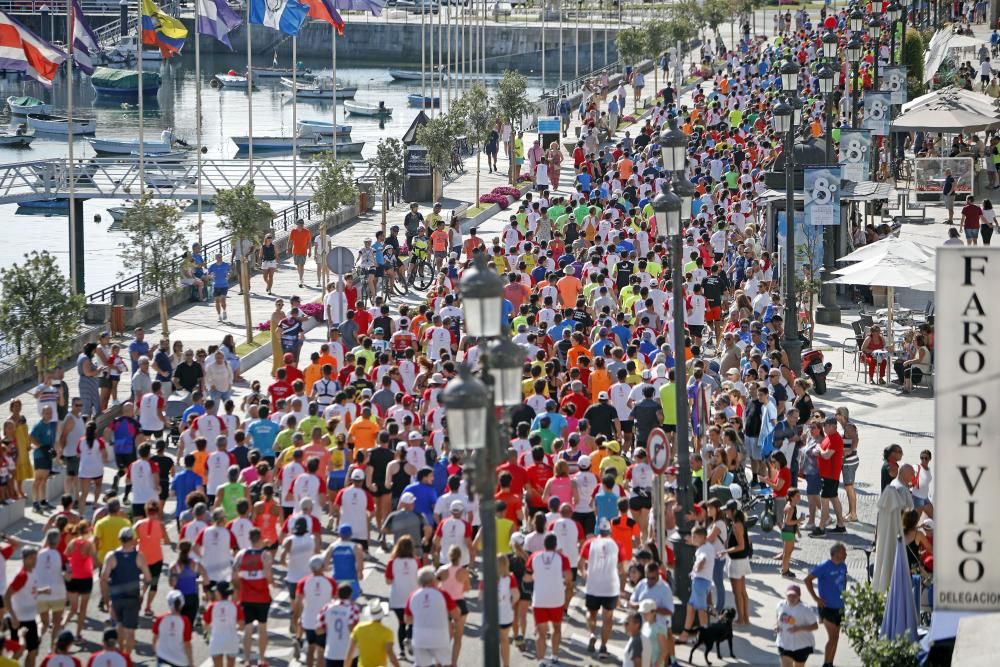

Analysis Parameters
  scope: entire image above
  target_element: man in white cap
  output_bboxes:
[432,499,473,567]
[381,492,431,558]
[572,454,599,535]
[293,554,336,667]
[405,431,428,472]
[579,518,622,656]
[346,600,400,667]
[333,468,375,551]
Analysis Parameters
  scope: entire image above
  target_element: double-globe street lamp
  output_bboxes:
[438,254,525,667]
[653,118,695,632]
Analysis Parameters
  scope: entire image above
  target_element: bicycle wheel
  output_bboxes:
[411,260,433,290]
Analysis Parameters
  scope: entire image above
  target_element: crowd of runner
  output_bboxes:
[0,5,944,667]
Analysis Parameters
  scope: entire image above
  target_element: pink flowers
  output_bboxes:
[478,193,510,209]
[491,186,521,198]
[255,301,325,331]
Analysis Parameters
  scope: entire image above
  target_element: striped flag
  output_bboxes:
[71,0,99,75]
[196,0,242,50]
[0,9,66,85]
[249,0,309,36]
[141,0,187,57]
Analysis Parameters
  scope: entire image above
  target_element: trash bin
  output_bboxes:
[110,305,125,336]
[359,192,369,212]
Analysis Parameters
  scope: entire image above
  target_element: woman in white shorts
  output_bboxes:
[259,234,278,295]
[204,582,242,666]
[725,505,752,625]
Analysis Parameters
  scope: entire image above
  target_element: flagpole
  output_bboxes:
[195,0,203,244]
[445,3,451,108]
[330,25,347,160]
[420,3,425,103]
[436,2,441,116]
[246,6,253,174]
[137,0,145,194]
[292,35,297,206]
[67,1,78,294]
[429,3,434,118]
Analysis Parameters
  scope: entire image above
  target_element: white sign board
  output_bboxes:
[934,248,1000,611]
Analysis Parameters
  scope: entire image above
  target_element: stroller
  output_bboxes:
[164,390,193,446]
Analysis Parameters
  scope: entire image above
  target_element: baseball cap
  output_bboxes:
[118,527,135,541]
[577,455,591,468]
[408,431,423,440]
[786,584,802,595]
[638,599,657,614]
[598,391,609,400]
[350,469,365,481]
[283,353,294,363]
[338,524,353,537]
[598,518,611,533]
[373,327,384,335]
[399,492,417,505]
[510,532,526,547]
[450,499,465,513]
[606,440,621,453]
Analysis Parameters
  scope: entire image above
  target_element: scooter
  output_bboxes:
[802,348,833,394]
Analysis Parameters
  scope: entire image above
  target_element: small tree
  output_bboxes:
[369,139,404,236]
[843,583,920,667]
[312,153,358,286]
[0,251,85,379]
[215,183,275,343]
[644,20,670,98]
[415,113,460,200]
[615,27,646,70]
[902,29,925,99]
[118,195,185,336]
[492,69,535,185]
[452,82,493,204]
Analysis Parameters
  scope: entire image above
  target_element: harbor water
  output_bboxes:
[0,52,547,293]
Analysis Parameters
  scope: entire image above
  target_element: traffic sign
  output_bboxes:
[647,427,671,474]
[326,246,355,274]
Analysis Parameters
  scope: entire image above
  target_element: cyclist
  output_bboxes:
[407,228,430,286]
[357,239,377,305]
[373,231,399,296]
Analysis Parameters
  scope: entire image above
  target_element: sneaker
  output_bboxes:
[218,314,223,322]
[845,513,859,522]
[803,523,816,532]
[222,311,228,321]
[809,528,826,537]
[782,570,796,579]
[299,283,304,288]
[587,635,597,653]
[830,525,848,533]
[41,500,53,508]
[32,502,41,512]
[598,645,609,657]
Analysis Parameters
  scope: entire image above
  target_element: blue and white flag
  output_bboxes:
[249,0,309,36]
[71,0,99,75]
[197,0,242,49]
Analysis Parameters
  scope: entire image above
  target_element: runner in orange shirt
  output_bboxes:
[288,219,312,289]
[556,266,582,308]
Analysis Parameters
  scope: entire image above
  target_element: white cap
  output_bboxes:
[510,532,526,547]
[578,455,592,468]
[638,598,657,614]
[350,469,365,481]
[408,431,423,440]
[450,499,465,513]
[598,518,611,533]
[366,600,388,620]
[399,492,417,505]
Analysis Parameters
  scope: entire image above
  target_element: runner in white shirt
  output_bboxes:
[138,386,166,434]
[572,456,599,534]
[127,444,160,513]
[316,586,361,665]
[152,592,193,667]
[203,582,242,661]
[36,530,68,643]
[194,412,226,450]
[279,451,307,514]
[580,522,623,654]
[686,285,708,346]
[404,568,458,667]
[525,535,572,663]
[205,438,236,500]
[432,501,473,567]
[194,510,238,585]
[291,459,326,509]
[293,556,336,666]
[386,545,420,644]
[333,470,375,545]
[227,500,255,550]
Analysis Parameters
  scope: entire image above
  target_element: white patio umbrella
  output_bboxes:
[838,238,935,264]
[830,255,936,343]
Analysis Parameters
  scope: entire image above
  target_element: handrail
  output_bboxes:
[86,199,315,304]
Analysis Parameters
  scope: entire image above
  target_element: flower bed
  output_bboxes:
[256,301,325,331]
[478,193,510,209]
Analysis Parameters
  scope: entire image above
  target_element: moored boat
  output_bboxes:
[90,67,162,100]
[6,96,51,115]
[280,77,357,100]
[0,130,34,148]
[212,72,252,89]
[296,119,352,137]
[344,100,393,117]
[407,93,440,108]
[27,114,97,135]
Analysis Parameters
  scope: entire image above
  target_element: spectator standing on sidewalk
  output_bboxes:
[804,543,848,667]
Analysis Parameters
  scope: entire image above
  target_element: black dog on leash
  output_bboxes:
[688,608,737,665]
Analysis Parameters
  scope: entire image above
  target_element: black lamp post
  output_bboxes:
[656,117,695,634]
[818,64,835,160]
[888,1,903,64]
[846,36,863,128]
[868,12,882,93]
[773,91,802,374]
[440,254,524,667]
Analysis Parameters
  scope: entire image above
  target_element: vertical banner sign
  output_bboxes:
[804,167,841,226]
[839,129,871,183]
[880,65,908,105]
[864,91,892,136]
[934,247,1000,611]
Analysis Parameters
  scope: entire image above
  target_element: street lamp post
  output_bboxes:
[846,36,863,128]
[656,119,695,633]
[439,254,524,667]
[814,63,842,326]
[868,12,882,93]
[774,75,803,373]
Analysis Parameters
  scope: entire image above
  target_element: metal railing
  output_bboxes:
[86,198,315,303]
[0,0,123,13]
[0,157,323,205]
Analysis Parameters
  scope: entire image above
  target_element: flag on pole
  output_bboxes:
[196,0,242,49]
[302,0,345,34]
[71,0,99,75]
[330,0,384,16]
[0,9,66,85]
[249,0,309,35]
[141,0,188,57]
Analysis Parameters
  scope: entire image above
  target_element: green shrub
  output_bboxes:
[842,583,920,667]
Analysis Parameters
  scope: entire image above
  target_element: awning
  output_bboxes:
[757,181,895,203]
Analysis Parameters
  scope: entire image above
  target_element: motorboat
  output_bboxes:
[6,95,51,115]
[91,67,161,100]
[88,130,180,155]
[0,129,34,148]
[144,165,196,189]
[27,114,97,135]
[212,72,253,89]
[254,65,312,78]
[130,150,189,163]
[280,77,357,100]
[407,93,440,108]
[299,141,365,155]
[231,135,365,155]
[296,119,352,137]
[389,68,446,82]
[16,199,69,215]
[106,35,162,63]
[344,100,392,117]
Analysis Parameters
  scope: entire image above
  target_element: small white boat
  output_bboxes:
[107,206,128,222]
[6,95,51,115]
[27,114,97,135]
[89,134,175,156]
[344,100,393,117]
[296,119,352,137]
[280,77,357,100]
[212,73,252,89]
[388,68,425,81]
[300,141,365,155]
[144,166,195,188]
[130,150,188,163]
[0,130,34,148]
[254,65,311,78]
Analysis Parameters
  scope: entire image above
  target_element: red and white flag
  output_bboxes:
[0,10,66,85]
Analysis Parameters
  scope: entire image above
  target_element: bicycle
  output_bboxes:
[381,248,408,297]
[406,251,435,290]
